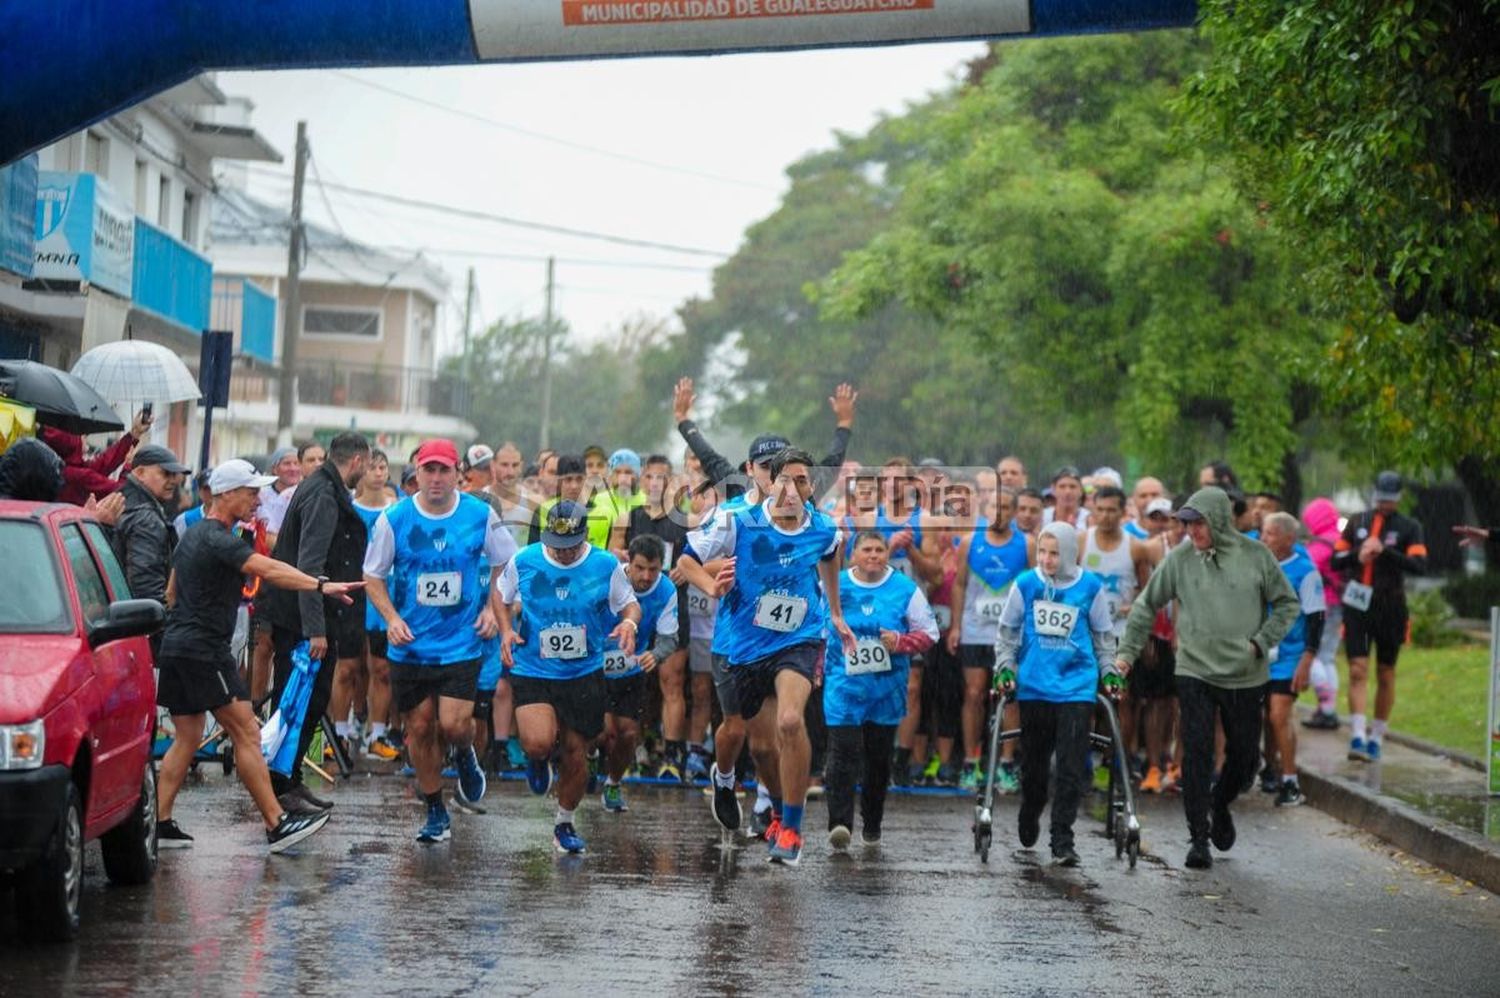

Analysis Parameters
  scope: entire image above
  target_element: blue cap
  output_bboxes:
[608,448,642,474]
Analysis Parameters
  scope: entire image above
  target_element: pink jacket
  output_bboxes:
[1301,497,1345,607]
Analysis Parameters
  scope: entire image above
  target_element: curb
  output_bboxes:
[1299,766,1500,895]
[1292,703,1486,772]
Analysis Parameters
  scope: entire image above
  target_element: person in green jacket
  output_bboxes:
[1115,486,1299,871]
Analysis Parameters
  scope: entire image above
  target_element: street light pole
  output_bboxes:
[275,120,308,446]
[539,256,555,451]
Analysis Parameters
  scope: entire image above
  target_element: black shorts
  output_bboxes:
[959,644,995,674]
[1267,678,1294,697]
[1130,636,1177,699]
[366,628,389,659]
[710,652,741,716]
[511,671,607,740]
[389,660,480,714]
[731,641,821,722]
[1344,604,1408,666]
[333,604,366,656]
[605,672,648,721]
[157,654,248,716]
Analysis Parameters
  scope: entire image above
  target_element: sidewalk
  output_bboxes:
[1297,714,1500,893]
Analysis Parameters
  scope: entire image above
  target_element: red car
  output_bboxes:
[0,500,164,941]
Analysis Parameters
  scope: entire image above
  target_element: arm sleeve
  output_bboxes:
[1089,589,1118,667]
[676,419,738,485]
[994,587,1026,670]
[63,464,126,501]
[651,599,681,659]
[1298,571,1325,615]
[1303,611,1325,657]
[892,587,940,654]
[88,433,136,475]
[495,558,520,604]
[819,425,852,469]
[1382,520,1427,574]
[608,566,638,614]
[1117,557,1175,664]
[362,513,396,579]
[484,509,519,568]
[295,491,339,637]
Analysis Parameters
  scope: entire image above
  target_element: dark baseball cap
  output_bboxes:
[555,454,585,477]
[541,499,590,549]
[133,444,190,474]
[1373,470,1403,502]
[1174,506,1205,523]
[748,434,790,465]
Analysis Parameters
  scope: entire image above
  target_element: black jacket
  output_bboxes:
[114,475,174,602]
[676,419,851,501]
[265,461,368,638]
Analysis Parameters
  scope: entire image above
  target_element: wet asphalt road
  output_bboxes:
[3,772,1499,996]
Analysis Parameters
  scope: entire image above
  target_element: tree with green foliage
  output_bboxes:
[817,32,1331,496]
[1181,0,1500,520]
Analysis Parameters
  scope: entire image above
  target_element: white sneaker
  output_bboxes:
[827,824,851,852]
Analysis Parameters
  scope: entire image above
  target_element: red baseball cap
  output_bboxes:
[413,439,459,468]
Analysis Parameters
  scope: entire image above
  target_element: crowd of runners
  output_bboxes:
[131,376,1429,868]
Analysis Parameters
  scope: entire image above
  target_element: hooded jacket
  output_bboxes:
[1300,497,1344,606]
[1118,487,1299,689]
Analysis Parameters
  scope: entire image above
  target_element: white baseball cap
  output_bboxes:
[1144,497,1174,518]
[465,444,495,469]
[209,458,278,495]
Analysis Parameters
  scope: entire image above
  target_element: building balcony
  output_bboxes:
[229,362,471,420]
[132,218,211,333]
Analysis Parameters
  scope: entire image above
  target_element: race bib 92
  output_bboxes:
[540,624,586,659]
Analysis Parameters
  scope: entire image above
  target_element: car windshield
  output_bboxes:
[0,520,72,633]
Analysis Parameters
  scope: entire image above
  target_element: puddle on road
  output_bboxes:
[1384,789,1500,842]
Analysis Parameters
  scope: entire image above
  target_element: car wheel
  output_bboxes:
[101,761,158,886]
[18,782,84,942]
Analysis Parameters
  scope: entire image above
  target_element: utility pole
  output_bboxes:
[538,256,556,451]
[275,120,309,446]
[460,265,475,383]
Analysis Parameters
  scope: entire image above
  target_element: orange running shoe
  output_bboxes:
[768,826,804,866]
[1139,766,1163,794]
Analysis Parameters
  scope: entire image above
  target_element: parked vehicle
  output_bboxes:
[0,500,163,941]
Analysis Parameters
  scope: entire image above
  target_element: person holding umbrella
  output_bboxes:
[38,406,153,506]
[155,459,363,853]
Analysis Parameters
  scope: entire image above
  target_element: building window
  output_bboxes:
[181,190,197,245]
[302,305,381,340]
[134,160,148,215]
[157,176,171,229]
[85,132,109,180]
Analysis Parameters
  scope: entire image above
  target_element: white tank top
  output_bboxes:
[1081,527,1137,637]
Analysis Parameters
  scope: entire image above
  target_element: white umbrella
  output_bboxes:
[71,340,201,407]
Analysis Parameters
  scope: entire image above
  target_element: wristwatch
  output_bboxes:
[316,575,329,593]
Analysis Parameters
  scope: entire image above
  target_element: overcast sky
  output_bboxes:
[218,41,982,358]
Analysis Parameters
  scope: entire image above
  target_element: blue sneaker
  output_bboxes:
[601,783,627,813]
[685,750,710,781]
[527,756,554,796]
[1348,737,1371,762]
[553,821,586,854]
[416,802,451,844]
[1366,739,1382,762]
[455,745,487,805]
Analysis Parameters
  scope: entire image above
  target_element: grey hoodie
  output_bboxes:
[1118,487,1298,689]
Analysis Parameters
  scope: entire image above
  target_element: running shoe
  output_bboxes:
[1348,737,1371,762]
[364,735,401,762]
[750,806,774,840]
[1185,840,1212,870]
[267,810,331,853]
[921,753,943,783]
[1366,739,1382,762]
[958,765,982,791]
[1302,709,1340,730]
[1139,766,1163,794]
[1210,804,1236,852]
[416,802,451,844]
[827,824,851,853]
[768,826,804,866]
[685,750,710,781]
[601,783,628,813]
[806,777,825,800]
[1164,763,1182,793]
[1051,845,1081,868]
[527,756,555,796]
[1259,766,1280,794]
[1275,782,1306,807]
[995,762,1020,795]
[157,819,194,848]
[657,761,683,782]
[709,764,742,831]
[935,763,960,787]
[455,745,487,806]
[859,829,881,848]
[1017,806,1040,849]
[763,816,783,850]
[553,822,586,855]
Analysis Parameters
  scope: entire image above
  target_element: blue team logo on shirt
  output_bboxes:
[861,601,876,616]
[555,583,570,600]
[433,535,448,552]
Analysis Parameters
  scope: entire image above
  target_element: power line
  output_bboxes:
[328,70,777,193]
[245,164,730,258]
[380,246,714,273]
